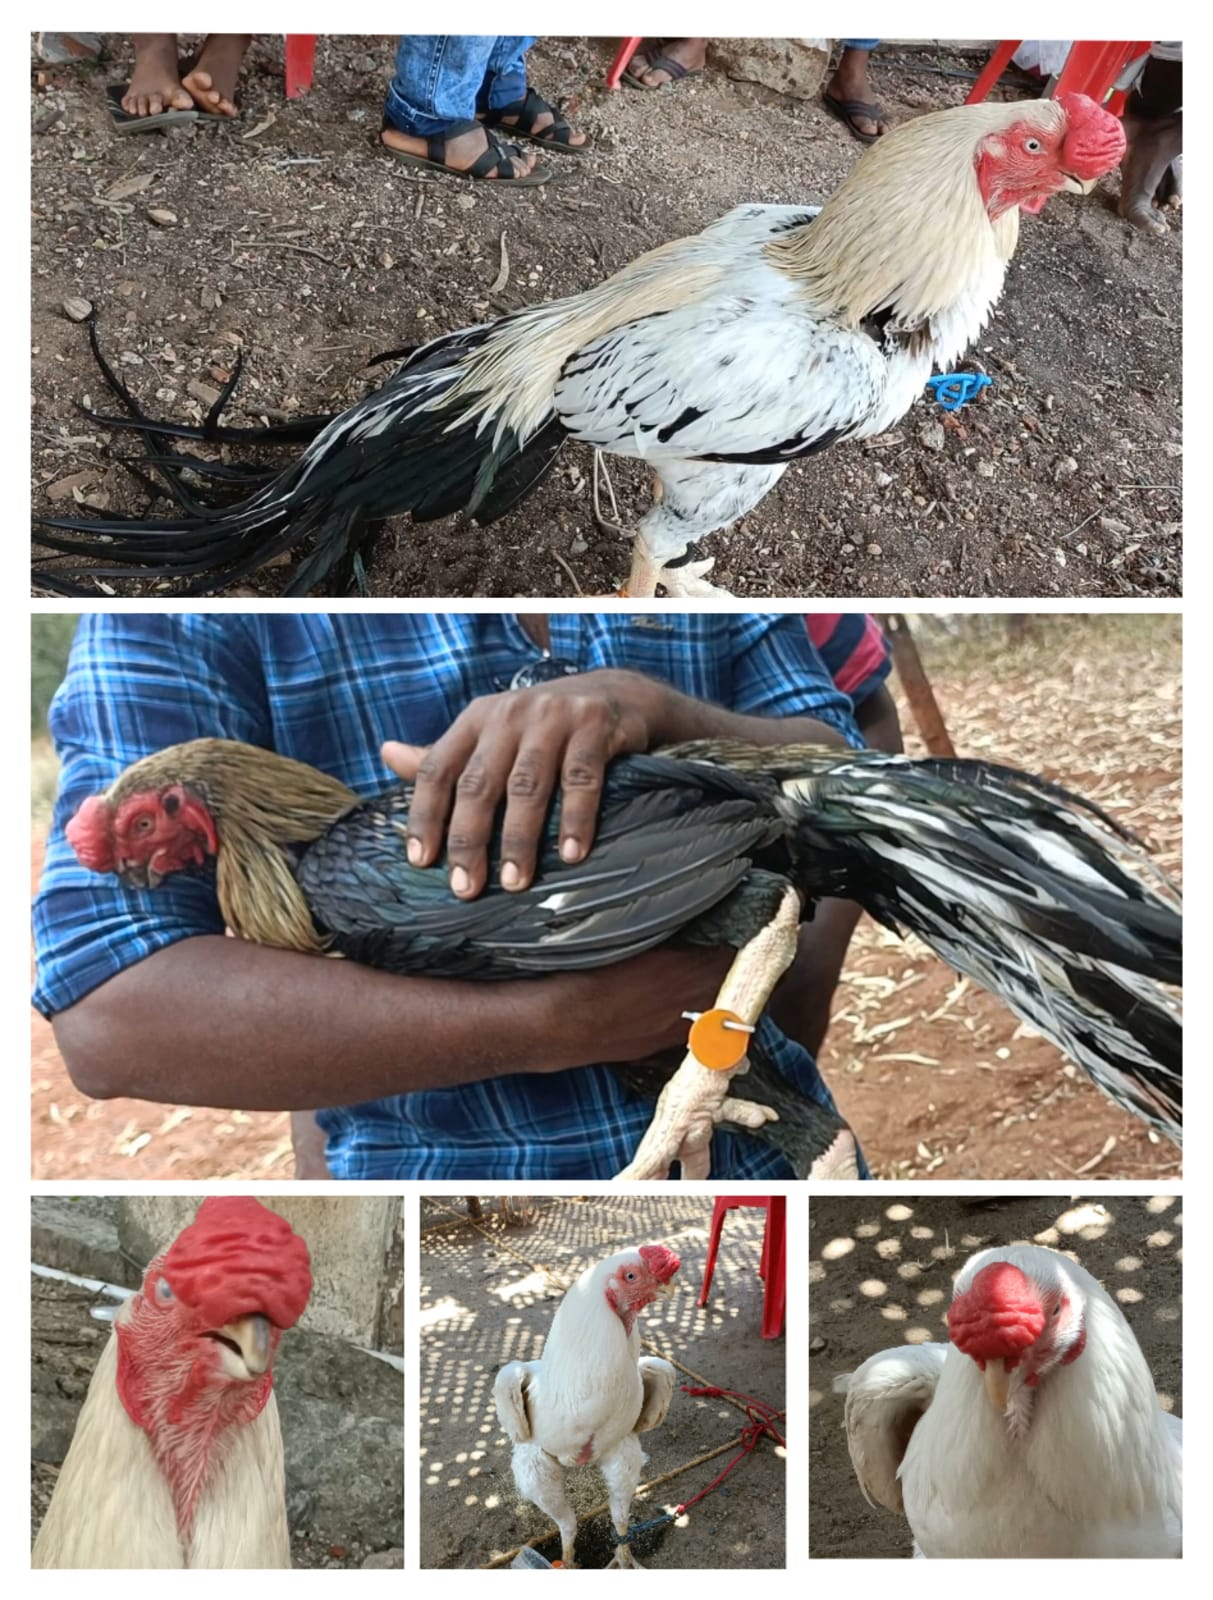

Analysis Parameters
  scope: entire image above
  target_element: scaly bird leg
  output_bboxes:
[616,886,802,1180]
[620,540,730,600]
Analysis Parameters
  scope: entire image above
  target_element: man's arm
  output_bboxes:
[386,668,847,898]
[52,936,734,1107]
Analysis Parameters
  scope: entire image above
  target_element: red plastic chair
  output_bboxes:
[285,34,317,99]
[699,1196,786,1339]
[606,37,644,91]
[966,40,1151,113]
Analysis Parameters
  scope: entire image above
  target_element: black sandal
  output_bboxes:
[621,43,703,92]
[380,115,551,185]
[483,88,590,155]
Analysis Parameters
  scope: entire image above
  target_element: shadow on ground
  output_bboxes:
[808,1193,1182,1558]
[419,1195,786,1568]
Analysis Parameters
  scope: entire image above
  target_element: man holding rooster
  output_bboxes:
[34,612,879,1180]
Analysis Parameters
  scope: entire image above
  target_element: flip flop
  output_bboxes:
[621,47,703,92]
[106,81,199,134]
[381,116,552,186]
[821,91,885,146]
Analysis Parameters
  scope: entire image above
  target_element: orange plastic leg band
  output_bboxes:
[687,1008,752,1071]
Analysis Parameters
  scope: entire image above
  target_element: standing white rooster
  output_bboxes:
[494,1244,680,1567]
[836,1243,1182,1557]
[36,94,1125,597]
[32,1198,312,1568]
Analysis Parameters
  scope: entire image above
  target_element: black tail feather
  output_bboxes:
[33,311,561,595]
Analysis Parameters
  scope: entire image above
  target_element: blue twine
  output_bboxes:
[614,1511,677,1545]
[927,372,992,411]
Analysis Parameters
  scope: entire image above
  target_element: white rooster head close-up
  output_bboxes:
[117,1197,312,1446]
[599,1245,681,1333]
[947,1245,1098,1439]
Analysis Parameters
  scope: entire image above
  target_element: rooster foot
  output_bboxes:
[621,547,732,599]
[809,1126,860,1180]
[607,1547,643,1569]
[655,556,732,598]
[616,1070,781,1181]
[615,886,802,1180]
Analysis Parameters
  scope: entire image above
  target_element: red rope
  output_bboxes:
[673,1386,786,1515]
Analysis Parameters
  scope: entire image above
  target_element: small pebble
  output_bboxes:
[146,208,178,227]
[1054,455,1078,482]
[62,296,92,322]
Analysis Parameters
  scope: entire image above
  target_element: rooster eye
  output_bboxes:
[155,1277,174,1303]
[133,815,154,835]
[1024,137,1042,154]
[624,1271,636,1281]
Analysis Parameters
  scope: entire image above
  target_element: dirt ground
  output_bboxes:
[31,37,1181,599]
[28,614,1180,1181]
[29,836,295,1178]
[418,1195,786,1568]
[808,1192,1182,1558]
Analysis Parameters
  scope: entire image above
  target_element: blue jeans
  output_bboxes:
[384,35,538,137]
[841,39,880,52]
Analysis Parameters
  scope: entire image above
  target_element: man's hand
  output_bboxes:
[555,945,736,1067]
[382,669,675,899]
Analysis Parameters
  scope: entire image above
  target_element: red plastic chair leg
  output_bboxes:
[606,36,644,91]
[285,34,317,99]
[698,1197,729,1306]
[965,40,1023,105]
[1053,41,1150,103]
[761,1198,786,1340]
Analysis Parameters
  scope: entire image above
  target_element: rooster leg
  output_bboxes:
[513,1444,579,1568]
[616,886,801,1180]
[600,1434,646,1569]
[621,537,728,600]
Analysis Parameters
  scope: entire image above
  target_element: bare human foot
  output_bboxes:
[181,33,252,117]
[625,38,708,89]
[380,121,540,180]
[122,33,194,118]
[823,45,886,140]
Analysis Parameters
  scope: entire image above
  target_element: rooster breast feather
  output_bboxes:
[634,1356,677,1434]
[494,1360,540,1445]
[834,1343,948,1515]
[554,294,886,466]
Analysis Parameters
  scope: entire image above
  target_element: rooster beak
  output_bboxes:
[983,1359,1012,1412]
[220,1312,273,1375]
[1060,171,1096,196]
[655,1281,677,1299]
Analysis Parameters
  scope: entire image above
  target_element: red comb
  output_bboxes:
[66,794,115,872]
[1057,92,1127,178]
[159,1198,312,1330]
[948,1261,1045,1368]
[639,1244,681,1283]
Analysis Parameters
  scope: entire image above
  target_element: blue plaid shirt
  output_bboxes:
[34,612,867,1180]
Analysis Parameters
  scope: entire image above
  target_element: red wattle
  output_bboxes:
[948,1261,1046,1365]
[639,1244,681,1283]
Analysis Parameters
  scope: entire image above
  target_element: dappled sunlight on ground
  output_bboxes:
[808,1194,1182,1558]
[419,1195,786,1568]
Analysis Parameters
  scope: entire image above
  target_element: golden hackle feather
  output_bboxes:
[106,739,359,956]
[767,99,1067,327]
[441,246,728,444]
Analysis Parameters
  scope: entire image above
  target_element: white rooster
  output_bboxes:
[836,1243,1182,1557]
[32,1198,312,1568]
[494,1244,680,1567]
[36,94,1126,597]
